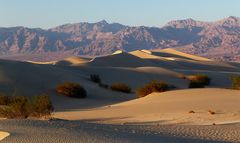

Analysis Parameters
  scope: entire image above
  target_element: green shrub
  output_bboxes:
[188,80,205,88]
[110,82,131,93]
[0,95,54,119]
[231,76,240,89]
[136,81,169,98]
[56,82,87,98]
[90,74,101,83]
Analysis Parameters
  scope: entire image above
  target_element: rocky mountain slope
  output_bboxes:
[0,16,239,61]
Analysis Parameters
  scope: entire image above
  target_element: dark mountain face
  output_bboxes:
[0,17,240,61]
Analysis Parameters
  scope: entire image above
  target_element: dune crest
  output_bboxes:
[112,50,124,55]
[55,57,90,66]
[0,131,10,141]
[152,48,212,61]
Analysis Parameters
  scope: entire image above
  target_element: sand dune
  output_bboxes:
[88,51,156,67]
[55,57,91,66]
[26,56,91,66]
[0,131,10,141]
[0,49,240,127]
[54,88,240,125]
[152,48,212,62]
[129,50,162,59]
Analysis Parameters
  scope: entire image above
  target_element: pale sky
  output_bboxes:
[0,0,239,29]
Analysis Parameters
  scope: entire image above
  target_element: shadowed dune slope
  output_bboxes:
[88,51,156,67]
[55,57,91,66]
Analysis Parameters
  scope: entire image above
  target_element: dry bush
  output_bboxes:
[208,110,216,115]
[188,110,195,114]
[231,76,240,89]
[0,96,30,118]
[98,83,109,89]
[90,74,101,83]
[110,82,131,93]
[178,74,186,79]
[56,82,87,98]
[136,81,169,98]
[188,81,205,88]
[0,93,10,105]
[188,74,211,88]
[29,94,54,117]
[0,95,54,119]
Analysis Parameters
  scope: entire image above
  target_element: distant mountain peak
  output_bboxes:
[165,18,205,28]
[227,16,239,20]
[219,16,240,26]
[98,20,108,25]
[1,16,240,62]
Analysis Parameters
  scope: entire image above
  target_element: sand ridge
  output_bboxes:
[0,131,10,141]
[151,48,212,61]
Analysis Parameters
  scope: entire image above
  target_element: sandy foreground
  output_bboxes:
[0,119,240,143]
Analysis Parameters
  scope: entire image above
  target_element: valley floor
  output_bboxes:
[1,119,240,143]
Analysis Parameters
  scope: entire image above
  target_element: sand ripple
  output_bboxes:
[0,120,239,143]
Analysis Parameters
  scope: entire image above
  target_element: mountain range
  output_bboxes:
[0,16,239,62]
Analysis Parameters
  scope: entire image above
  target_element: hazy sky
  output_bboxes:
[0,0,239,29]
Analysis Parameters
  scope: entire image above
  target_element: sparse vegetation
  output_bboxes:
[90,74,101,83]
[188,74,211,88]
[29,94,54,117]
[208,110,216,115]
[0,93,10,105]
[0,94,53,119]
[56,82,87,98]
[231,76,240,89]
[136,81,169,98]
[188,110,195,114]
[98,83,109,89]
[110,82,131,93]
[178,74,186,79]
[188,80,205,88]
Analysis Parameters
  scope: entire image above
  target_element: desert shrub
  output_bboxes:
[90,74,101,83]
[231,76,240,89]
[178,74,186,79]
[0,96,30,118]
[0,93,10,105]
[110,82,131,93]
[98,83,109,89]
[56,82,87,98]
[188,110,195,114]
[188,80,205,88]
[208,110,216,115]
[0,95,54,119]
[189,74,211,85]
[136,81,169,98]
[188,74,211,88]
[29,94,54,117]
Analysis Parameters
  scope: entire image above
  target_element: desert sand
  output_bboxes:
[1,119,240,143]
[0,131,10,141]
[54,88,240,125]
[0,48,240,142]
